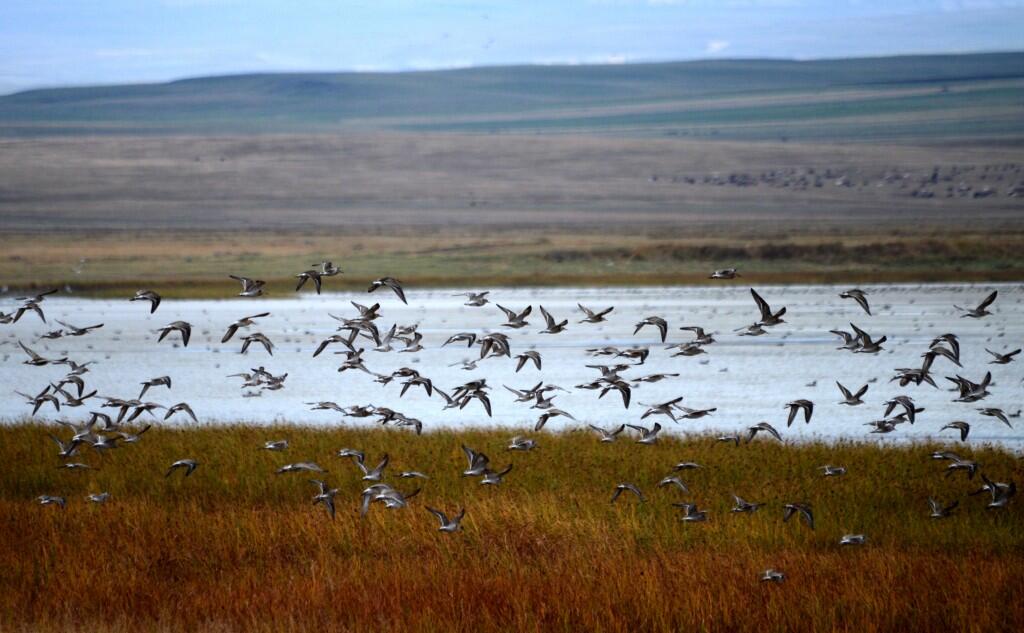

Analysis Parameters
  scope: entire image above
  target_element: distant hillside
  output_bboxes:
[2,52,1023,141]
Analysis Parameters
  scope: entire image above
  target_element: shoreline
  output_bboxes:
[4,420,1023,451]
[5,270,1024,300]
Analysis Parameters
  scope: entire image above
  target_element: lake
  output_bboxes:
[2,283,1022,447]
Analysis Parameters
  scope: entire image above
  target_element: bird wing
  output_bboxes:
[540,306,555,328]
[849,322,870,341]
[854,293,871,315]
[461,445,478,467]
[19,341,42,360]
[425,506,448,525]
[313,338,333,357]
[830,329,853,343]
[386,279,408,304]
[977,290,998,310]
[750,288,771,320]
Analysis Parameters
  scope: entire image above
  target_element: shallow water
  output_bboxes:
[2,283,1022,447]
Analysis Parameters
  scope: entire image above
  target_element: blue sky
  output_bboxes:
[1,0,1022,94]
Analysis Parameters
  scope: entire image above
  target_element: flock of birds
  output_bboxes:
[5,263,1021,583]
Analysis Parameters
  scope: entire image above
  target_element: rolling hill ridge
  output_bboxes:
[2,52,1023,141]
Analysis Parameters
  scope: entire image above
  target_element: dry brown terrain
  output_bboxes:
[1,133,1022,293]
[1,133,1022,231]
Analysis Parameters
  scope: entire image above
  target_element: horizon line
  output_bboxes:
[5,48,1023,97]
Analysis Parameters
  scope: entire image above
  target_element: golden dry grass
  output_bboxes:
[2,423,1022,632]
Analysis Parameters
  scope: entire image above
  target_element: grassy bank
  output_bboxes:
[1,423,1021,632]
[3,230,1024,298]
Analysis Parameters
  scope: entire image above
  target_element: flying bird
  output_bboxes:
[156,321,192,347]
[839,288,871,315]
[221,313,270,343]
[230,275,266,297]
[166,459,199,477]
[750,288,786,326]
[954,290,997,318]
[426,506,466,532]
[611,482,646,504]
[782,503,814,530]
[130,290,162,313]
[578,303,614,323]
[368,277,407,304]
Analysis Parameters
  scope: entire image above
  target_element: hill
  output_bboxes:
[2,53,1023,141]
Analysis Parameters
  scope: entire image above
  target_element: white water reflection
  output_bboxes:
[1,283,1022,447]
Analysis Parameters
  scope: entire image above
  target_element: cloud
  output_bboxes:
[705,39,730,54]
[159,0,240,7]
[94,48,159,59]
[533,53,633,66]
[592,0,803,5]
[405,58,475,71]
[938,0,1024,10]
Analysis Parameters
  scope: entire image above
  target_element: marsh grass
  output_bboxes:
[3,230,1024,298]
[1,422,1022,631]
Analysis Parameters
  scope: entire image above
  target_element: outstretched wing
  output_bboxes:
[750,288,771,320]
[425,506,448,526]
[977,290,998,311]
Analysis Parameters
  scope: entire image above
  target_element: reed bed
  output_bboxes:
[1,423,1022,632]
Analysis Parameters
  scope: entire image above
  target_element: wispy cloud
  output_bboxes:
[534,53,634,66]
[405,58,475,71]
[705,40,730,54]
[938,0,1024,10]
[94,48,159,59]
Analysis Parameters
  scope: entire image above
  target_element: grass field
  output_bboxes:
[2,53,1024,142]
[1,423,1021,631]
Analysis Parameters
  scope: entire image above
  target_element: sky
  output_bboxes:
[1,0,1022,94]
